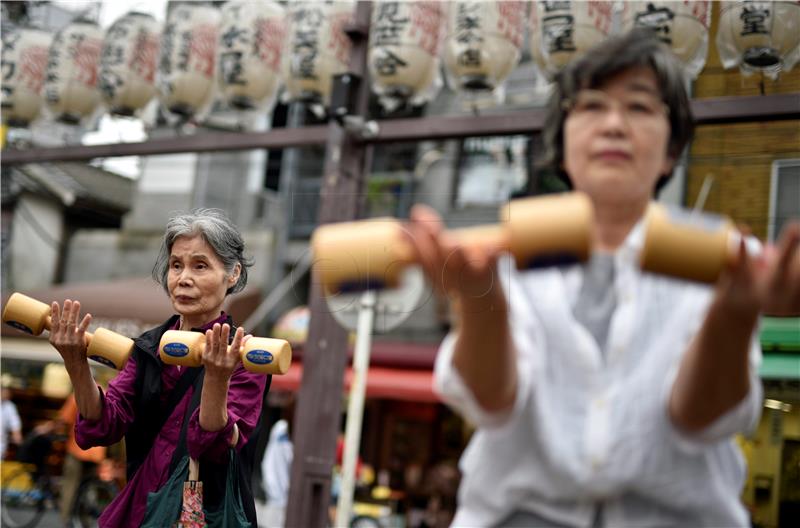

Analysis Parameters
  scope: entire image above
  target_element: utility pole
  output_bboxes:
[284,2,373,526]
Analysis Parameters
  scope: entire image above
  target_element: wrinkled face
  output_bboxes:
[167,235,239,328]
[563,66,674,206]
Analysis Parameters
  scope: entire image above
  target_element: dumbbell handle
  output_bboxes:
[2,293,133,370]
[313,193,592,294]
[159,330,291,375]
[388,224,511,263]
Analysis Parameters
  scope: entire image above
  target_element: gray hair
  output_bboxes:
[152,208,252,295]
[540,28,694,196]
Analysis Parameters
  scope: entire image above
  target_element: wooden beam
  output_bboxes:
[1,93,797,166]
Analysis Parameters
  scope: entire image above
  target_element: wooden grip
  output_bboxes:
[2,292,132,370]
[159,330,292,375]
[311,192,595,293]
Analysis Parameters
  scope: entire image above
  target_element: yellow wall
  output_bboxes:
[742,407,800,528]
[686,2,800,240]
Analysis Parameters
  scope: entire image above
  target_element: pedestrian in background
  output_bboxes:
[1,385,22,459]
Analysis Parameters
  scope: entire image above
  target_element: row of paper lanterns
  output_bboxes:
[2,1,799,129]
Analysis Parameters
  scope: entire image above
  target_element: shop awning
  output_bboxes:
[271,362,439,403]
[760,317,800,352]
[760,354,800,380]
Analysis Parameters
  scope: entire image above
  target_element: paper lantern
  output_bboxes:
[368,1,445,110]
[158,3,221,118]
[282,1,354,105]
[443,1,526,91]
[717,1,800,79]
[44,19,104,125]
[0,27,51,127]
[99,12,161,117]
[621,1,710,79]
[218,0,286,110]
[532,0,614,77]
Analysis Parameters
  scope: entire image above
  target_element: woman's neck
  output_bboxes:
[179,313,221,332]
[592,200,648,253]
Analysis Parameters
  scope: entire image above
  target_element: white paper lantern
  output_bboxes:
[621,1,710,79]
[532,0,614,77]
[218,0,286,110]
[44,19,104,125]
[368,1,445,110]
[100,12,161,117]
[1,27,52,127]
[717,1,800,79]
[158,4,221,118]
[282,1,354,105]
[443,1,526,92]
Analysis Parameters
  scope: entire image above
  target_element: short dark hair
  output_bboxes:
[540,29,694,195]
[152,208,253,295]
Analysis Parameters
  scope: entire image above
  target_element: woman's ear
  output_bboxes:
[228,263,242,286]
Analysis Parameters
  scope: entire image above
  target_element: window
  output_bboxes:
[768,159,800,242]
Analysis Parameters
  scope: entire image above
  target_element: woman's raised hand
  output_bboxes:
[49,299,92,369]
[715,222,800,318]
[758,222,800,316]
[202,323,251,381]
[405,204,506,310]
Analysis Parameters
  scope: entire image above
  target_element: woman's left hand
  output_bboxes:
[758,222,800,316]
[202,324,251,381]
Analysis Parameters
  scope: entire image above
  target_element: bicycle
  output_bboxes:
[1,435,119,528]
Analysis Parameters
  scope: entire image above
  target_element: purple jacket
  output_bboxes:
[76,313,268,528]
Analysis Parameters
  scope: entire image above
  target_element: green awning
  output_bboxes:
[759,318,800,380]
[760,317,800,353]
[760,354,800,380]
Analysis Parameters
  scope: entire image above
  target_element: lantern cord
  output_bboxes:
[759,72,766,96]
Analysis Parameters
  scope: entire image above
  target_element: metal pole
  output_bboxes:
[335,290,376,528]
[285,3,373,527]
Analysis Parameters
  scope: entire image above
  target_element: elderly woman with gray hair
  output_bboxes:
[48,208,268,528]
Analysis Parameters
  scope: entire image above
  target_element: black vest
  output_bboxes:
[125,316,271,527]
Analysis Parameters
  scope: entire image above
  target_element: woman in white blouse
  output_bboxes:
[407,29,799,527]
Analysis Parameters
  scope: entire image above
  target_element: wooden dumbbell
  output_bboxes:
[311,192,594,294]
[640,203,763,284]
[2,292,133,370]
[159,330,292,375]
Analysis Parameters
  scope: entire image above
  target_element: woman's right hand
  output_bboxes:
[49,299,92,370]
[405,205,506,311]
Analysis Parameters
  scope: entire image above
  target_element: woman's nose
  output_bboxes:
[178,268,193,284]
[598,105,628,135]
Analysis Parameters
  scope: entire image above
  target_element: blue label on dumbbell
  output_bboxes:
[6,321,33,334]
[89,355,117,369]
[163,342,189,358]
[246,349,274,365]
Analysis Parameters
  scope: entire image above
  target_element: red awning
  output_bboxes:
[271,362,440,403]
